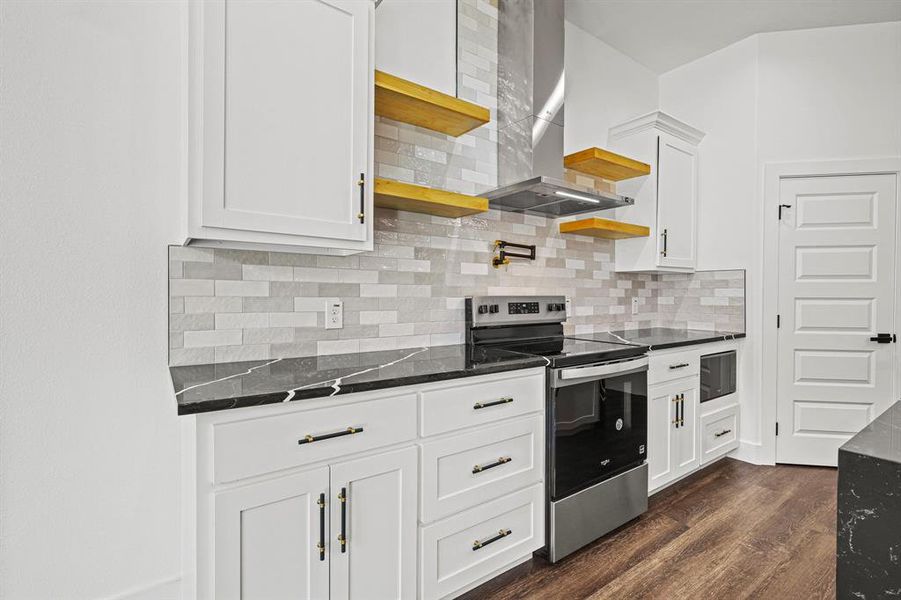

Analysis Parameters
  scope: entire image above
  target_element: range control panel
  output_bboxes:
[467,295,567,327]
[508,301,540,315]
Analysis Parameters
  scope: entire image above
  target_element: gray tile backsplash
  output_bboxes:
[166,0,745,366]
[167,232,744,366]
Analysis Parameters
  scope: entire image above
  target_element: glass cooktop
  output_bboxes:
[497,336,647,368]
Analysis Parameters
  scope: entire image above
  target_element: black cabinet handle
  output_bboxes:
[714,429,732,438]
[669,362,690,370]
[472,529,512,551]
[317,493,326,561]
[661,228,668,257]
[473,397,513,410]
[298,426,363,445]
[680,394,685,427]
[357,173,365,224]
[338,487,347,553]
[472,456,512,474]
[870,333,896,344]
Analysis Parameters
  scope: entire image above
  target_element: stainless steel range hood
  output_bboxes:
[484,0,634,217]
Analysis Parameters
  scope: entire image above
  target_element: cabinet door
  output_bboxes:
[201,0,371,241]
[673,384,700,477]
[647,385,677,492]
[656,134,697,270]
[330,447,417,600]
[215,468,330,600]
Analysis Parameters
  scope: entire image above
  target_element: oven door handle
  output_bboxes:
[558,356,649,381]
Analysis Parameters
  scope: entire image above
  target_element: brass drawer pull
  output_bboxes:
[714,428,732,438]
[472,456,512,474]
[472,528,512,551]
[473,397,513,410]
[298,426,364,445]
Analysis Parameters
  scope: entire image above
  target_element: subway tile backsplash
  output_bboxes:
[166,0,744,366]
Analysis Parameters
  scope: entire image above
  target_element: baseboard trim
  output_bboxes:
[99,576,181,600]
[732,440,774,466]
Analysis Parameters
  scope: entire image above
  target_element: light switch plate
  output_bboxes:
[326,300,343,329]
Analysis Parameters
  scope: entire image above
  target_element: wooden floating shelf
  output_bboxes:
[374,70,490,137]
[564,147,651,181]
[374,178,488,218]
[559,217,650,240]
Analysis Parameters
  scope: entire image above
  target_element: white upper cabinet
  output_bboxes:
[609,111,704,273]
[375,0,456,95]
[186,0,374,254]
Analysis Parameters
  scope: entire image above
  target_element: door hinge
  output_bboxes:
[776,314,780,328]
[778,204,792,220]
[776,422,779,436]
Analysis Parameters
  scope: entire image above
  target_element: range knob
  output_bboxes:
[547,303,556,311]
[489,304,499,314]
[557,303,566,312]
[478,304,489,314]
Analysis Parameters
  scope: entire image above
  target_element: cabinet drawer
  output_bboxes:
[420,484,544,600]
[648,348,699,385]
[421,416,543,523]
[213,394,417,483]
[420,371,544,437]
[700,403,739,465]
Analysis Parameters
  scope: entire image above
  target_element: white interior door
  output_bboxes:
[776,174,898,466]
[202,0,370,240]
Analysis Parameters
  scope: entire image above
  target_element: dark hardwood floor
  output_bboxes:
[461,458,837,600]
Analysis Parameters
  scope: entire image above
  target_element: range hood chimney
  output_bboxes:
[484,0,634,216]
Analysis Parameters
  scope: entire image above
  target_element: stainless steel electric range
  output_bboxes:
[466,295,650,563]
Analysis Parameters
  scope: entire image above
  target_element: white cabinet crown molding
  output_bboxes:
[608,110,706,146]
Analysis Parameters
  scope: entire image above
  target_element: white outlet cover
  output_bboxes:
[326,300,343,329]
[631,297,639,315]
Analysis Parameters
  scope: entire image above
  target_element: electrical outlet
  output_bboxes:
[631,297,639,315]
[565,297,572,318]
[326,300,343,329]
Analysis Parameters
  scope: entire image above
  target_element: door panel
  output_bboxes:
[647,386,675,491]
[330,447,417,600]
[202,0,370,240]
[656,134,697,269]
[215,468,330,600]
[673,384,698,476]
[777,174,897,466]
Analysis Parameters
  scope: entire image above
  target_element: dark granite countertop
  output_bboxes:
[840,401,901,464]
[171,344,548,415]
[574,327,745,351]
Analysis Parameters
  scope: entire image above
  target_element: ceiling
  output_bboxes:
[565,0,901,74]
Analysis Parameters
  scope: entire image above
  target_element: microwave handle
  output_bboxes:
[558,356,649,380]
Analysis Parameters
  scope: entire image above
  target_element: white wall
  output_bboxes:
[564,20,659,152]
[659,21,901,463]
[758,22,901,163]
[0,2,183,598]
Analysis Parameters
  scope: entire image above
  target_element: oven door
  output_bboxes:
[549,356,648,501]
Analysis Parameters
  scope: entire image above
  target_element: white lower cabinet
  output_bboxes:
[330,448,418,600]
[213,447,416,600]
[215,469,330,600]
[646,340,742,494]
[700,402,740,465]
[647,377,699,493]
[420,484,544,600]
[185,367,547,600]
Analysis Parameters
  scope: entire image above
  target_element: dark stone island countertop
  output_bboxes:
[574,327,745,351]
[171,344,548,415]
[837,401,901,598]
